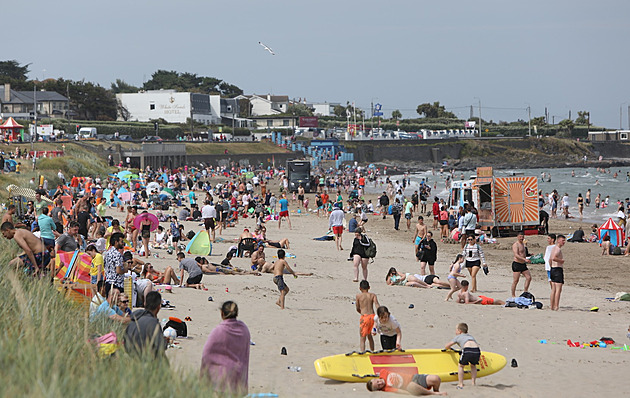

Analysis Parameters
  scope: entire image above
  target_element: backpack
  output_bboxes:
[364,236,377,258]
[163,317,187,337]
[520,291,535,303]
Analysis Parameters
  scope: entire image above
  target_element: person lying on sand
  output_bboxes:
[196,255,261,276]
[457,280,504,305]
[386,267,450,289]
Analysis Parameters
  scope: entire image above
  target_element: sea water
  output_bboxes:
[368,167,630,224]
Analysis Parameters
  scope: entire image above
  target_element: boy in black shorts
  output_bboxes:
[444,322,480,389]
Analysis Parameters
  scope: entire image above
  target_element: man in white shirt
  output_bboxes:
[201,201,217,242]
[543,234,556,290]
[329,205,345,251]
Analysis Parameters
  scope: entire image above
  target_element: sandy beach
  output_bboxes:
[126,184,630,397]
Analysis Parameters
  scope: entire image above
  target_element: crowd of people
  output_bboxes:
[1,159,591,396]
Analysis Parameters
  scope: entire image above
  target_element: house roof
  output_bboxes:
[0,87,68,104]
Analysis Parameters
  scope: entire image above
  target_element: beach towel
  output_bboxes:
[529,254,545,264]
[201,318,250,395]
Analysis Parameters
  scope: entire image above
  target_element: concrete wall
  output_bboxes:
[348,140,464,164]
[187,152,303,169]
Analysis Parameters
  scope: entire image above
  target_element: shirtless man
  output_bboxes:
[414,216,428,260]
[356,280,380,352]
[457,280,505,305]
[251,245,271,272]
[297,185,305,208]
[1,221,51,275]
[550,235,566,311]
[511,231,532,297]
[1,205,26,228]
[272,249,297,309]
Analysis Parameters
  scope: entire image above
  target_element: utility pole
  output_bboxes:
[527,106,531,137]
[478,99,482,138]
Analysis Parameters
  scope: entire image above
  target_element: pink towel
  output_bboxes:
[201,318,251,395]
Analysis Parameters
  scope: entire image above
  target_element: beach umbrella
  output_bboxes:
[159,187,174,198]
[117,170,132,180]
[133,212,159,232]
[122,173,139,181]
[146,182,160,194]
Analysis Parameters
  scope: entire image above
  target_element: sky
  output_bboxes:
[5,0,630,128]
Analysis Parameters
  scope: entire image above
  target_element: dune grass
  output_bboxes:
[0,239,222,397]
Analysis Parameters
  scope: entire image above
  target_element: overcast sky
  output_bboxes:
[5,0,629,128]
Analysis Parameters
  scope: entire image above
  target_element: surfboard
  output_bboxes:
[186,230,212,256]
[314,349,506,383]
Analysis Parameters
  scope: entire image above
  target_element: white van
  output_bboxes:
[78,127,97,139]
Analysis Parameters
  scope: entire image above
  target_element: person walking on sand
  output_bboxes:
[445,254,466,301]
[278,194,292,230]
[351,227,371,282]
[413,216,427,259]
[550,235,566,311]
[511,231,532,298]
[444,322,480,390]
[356,280,380,352]
[273,249,297,309]
[462,236,487,293]
[329,204,345,251]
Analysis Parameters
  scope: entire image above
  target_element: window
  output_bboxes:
[283,119,290,126]
[267,119,273,127]
[150,103,155,110]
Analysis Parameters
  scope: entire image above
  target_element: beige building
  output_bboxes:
[0,83,69,119]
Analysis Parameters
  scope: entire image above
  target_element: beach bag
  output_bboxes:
[520,291,535,303]
[529,254,545,264]
[364,237,377,258]
[163,317,187,337]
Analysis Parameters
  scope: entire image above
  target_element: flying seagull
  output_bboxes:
[258,41,275,55]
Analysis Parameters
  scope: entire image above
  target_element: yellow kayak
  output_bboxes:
[314,349,506,383]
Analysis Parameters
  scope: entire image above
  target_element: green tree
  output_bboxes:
[391,109,402,120]
[111,79,140,94]
[557,119,574,137]
[142,70,242,96]
[0,60,30,80]
[575,111,589,125]
[287,103,314,117]
[416,101,456,118]
[333,105,347,118]
[531,116,546,126]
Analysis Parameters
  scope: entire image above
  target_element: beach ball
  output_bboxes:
[164,327,177,340]
[297,209,301,214]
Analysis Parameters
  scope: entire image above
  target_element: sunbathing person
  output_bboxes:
[386,267,451,289]
[457,280,505,305]
[385,267,431,288]
[145,263,180,285]
[254,225,290,249]
[197,255,260,276]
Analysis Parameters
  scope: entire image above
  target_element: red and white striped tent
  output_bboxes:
[0,117,23,141]
[597,217,625,247]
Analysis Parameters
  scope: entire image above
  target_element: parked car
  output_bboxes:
[118,135,133,141]
[142,136,163,142]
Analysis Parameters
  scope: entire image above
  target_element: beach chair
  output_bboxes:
[237,238,256,258]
